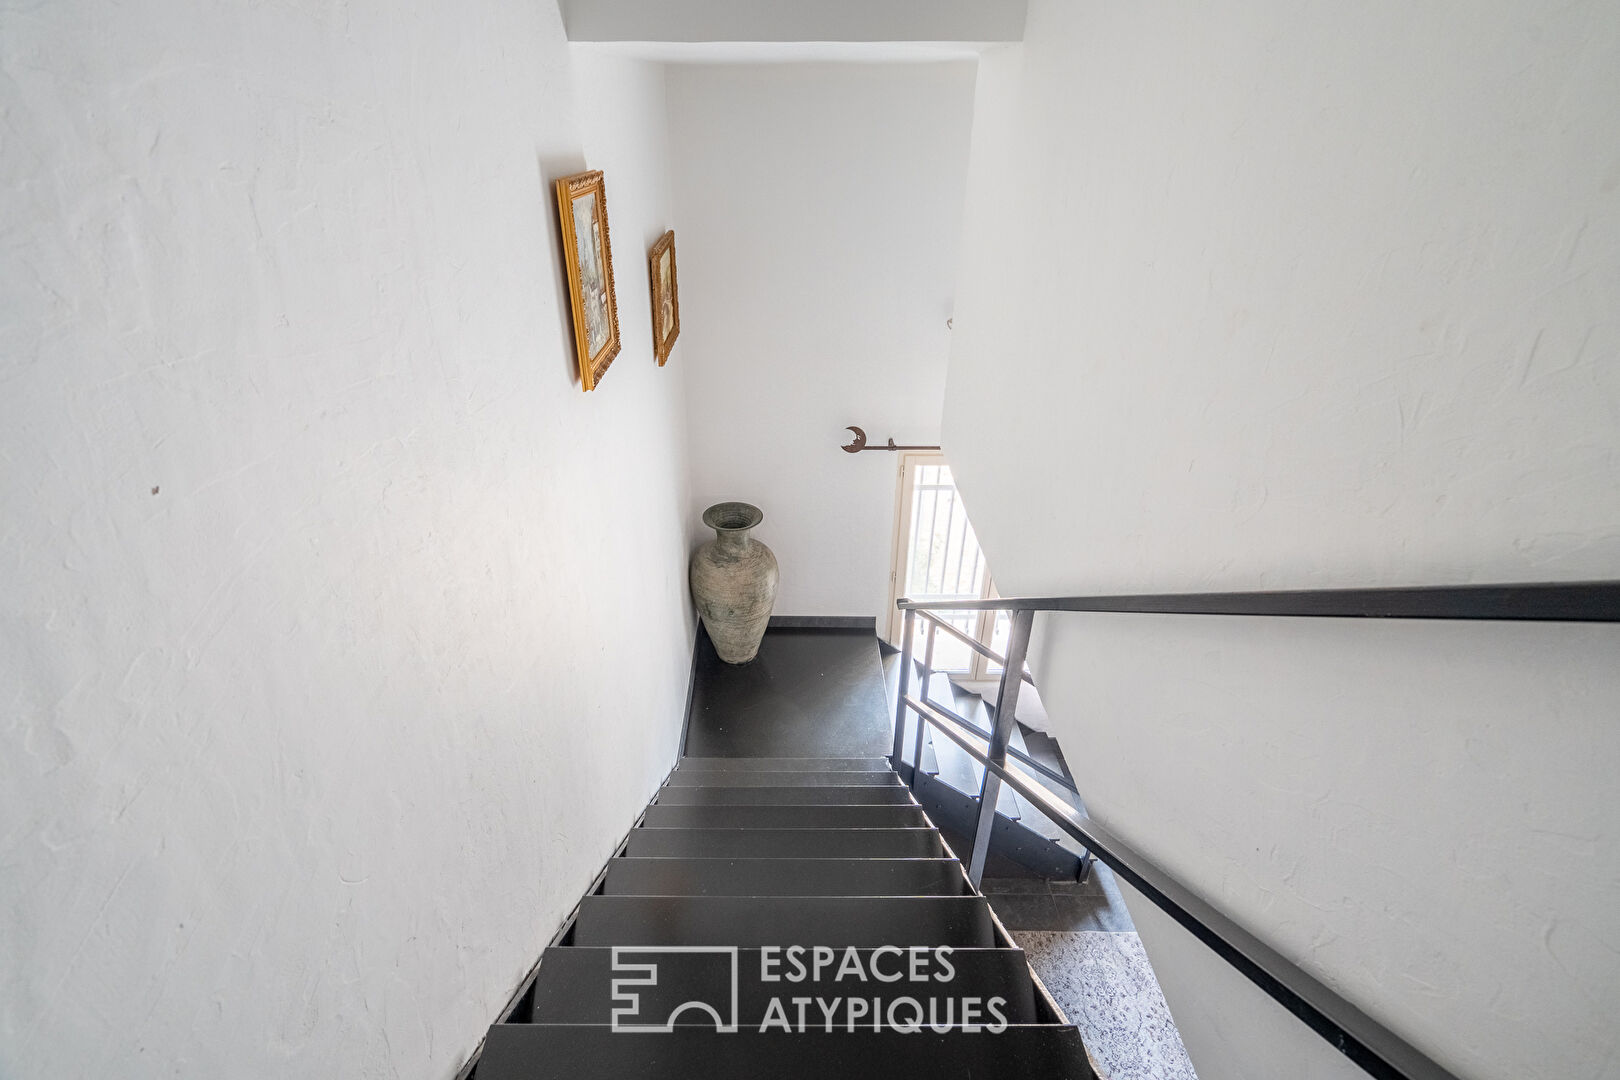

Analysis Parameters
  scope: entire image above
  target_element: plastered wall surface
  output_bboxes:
[943,6,1620,1080]
[667,63,976,619]
[0,3,692,1077]
[1120,878,1369,1080]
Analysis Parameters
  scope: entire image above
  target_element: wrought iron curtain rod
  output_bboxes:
[840,426,940,453]
[898,580,1620,622]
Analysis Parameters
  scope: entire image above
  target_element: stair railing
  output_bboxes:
[891,580,1620,1080]
[891,608,1079,796]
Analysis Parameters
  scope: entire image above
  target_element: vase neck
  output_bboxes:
[714,527,752,552]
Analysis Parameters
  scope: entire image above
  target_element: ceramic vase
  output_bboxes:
[690,502,779,664]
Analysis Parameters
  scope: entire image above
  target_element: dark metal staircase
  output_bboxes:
[884,648,1091,881]
[472,755,1095,1079]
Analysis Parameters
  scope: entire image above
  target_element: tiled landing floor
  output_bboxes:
[983,863,1197,1079]
[1017,929,1199,1080]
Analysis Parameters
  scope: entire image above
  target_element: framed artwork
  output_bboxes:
[648,230,681,365]
[554,170,621,391]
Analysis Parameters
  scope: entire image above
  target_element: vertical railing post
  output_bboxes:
[889,607,916,769]
[967,608,1035,889]
[908,618,938,787]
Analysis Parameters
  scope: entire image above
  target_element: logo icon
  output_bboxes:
[609,946,740,1033]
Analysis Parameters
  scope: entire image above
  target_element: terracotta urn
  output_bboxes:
[690,502,779,664]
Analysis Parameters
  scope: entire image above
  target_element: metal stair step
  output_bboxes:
[477,1024,1094,1079]
[641,804,931,829]
[522,946,1042,1025]
[677,757,893,773]
[600,857,967,896]
[663,770,904,787]
[570,896,999,947]
[654,786,917,806]
[625,827,945,858]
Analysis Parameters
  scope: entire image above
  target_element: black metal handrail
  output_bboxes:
[899,580,1620,621]
[890,579,1620,1080]
[908,695,1460,1080]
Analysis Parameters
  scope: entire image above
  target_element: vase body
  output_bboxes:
[690,502,779,664]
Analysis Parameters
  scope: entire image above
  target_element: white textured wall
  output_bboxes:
[668,63,976,618]
[0,4,692,1077]
[945,6,1620,1080]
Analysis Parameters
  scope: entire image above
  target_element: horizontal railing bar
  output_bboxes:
[911,690,1078,795]
[904,694,1463,1080]
[898,580,1620,622]
[911,609,1037,684]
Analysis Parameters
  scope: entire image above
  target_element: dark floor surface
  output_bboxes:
[683,627,893,758]
[979,870,1135,932]
[681,624,1134,932]
[934,823,1134,932]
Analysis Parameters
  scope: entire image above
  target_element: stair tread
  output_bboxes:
[469,644,1102,1079]
[642,804,931,829]
[664,770,904,787]
[478,1024,1094,1079]
[601,856,967,896]
[678,756,893,771]
[654,786,917,806]
[571,895,999,947]
[626,827,944,858]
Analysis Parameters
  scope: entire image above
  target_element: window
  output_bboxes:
[886,453,1005,679]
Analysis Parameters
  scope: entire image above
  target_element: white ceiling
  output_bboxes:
[570,41,995,64]
[560,0,1028,50]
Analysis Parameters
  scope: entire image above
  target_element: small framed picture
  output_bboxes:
[554,170,621,391]
[648,230,680,366]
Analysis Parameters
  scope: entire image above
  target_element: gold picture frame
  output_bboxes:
[554,170,621,391]
[648,230,681,365]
